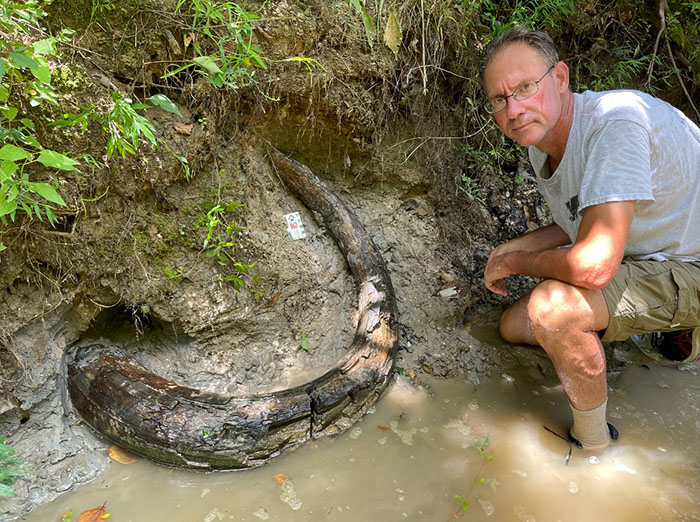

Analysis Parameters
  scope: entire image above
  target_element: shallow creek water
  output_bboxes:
[22,328,700,522]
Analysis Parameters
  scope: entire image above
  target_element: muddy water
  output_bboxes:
[23,330,700,522]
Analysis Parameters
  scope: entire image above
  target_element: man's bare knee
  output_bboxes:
[498,295,538,345]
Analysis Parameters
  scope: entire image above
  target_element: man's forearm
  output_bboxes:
[509,222,571,252]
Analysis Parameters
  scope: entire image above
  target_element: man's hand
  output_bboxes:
[484,223,570,296]
[484,249,512,296]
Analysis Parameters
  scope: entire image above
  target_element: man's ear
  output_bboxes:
[553,61,570,93]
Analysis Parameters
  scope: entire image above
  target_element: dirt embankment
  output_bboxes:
[0,1,553,518]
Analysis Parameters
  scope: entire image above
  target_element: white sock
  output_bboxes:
[569,400,610,449]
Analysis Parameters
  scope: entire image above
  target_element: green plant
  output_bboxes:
[300,328,309,352]
[0,1,77,229]
[456,174,485,206]
[56,92,181,159]
[349,0,378,49]
[164,266,183,281]
[454,494,469,512]
[198,201,254,290]
[469,434,494,461]
[164,0,266,90]
[0,0,180,251]
[457,0,575,43]
[587,44,651,92]
[0,436,28,497]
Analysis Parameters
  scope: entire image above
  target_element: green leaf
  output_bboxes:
[0,58,5,80]
[209,73,224,88]
[1,160,18,181]
[0,441,13,457]
[31,65,51,83]
[0,483,16,497]
[32,37,58,56]
[300,328,309,352]
[27,182,66,205]
[0,107,18,121]
[454,494,468,511]
[247,50,266,69]
[46,206,57,226]
[0,85,8,102]
[9,51,38,70]
[193,55,223,74]
[21,134,41,149]
[36,149,80,171]
[0,144,31,161]
[0,198,17,217]
[359,6,376,48]
[149,94,181,115]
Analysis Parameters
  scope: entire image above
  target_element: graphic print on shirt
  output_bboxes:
[565,195,579,221]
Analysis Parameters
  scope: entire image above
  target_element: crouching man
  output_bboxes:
[481,26,700,450]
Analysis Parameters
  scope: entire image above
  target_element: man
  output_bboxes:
[481,25,700,451]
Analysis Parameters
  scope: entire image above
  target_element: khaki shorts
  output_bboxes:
[601,260,700,357]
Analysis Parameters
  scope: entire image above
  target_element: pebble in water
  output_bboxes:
[478,498,495,516]
[203,508,225,521]
[513,505,536,521]
[390,420,418,445]
[443,414,472,437]
[349,427,362,440]
[568,481,579,493]
[280,480,303,510]
[469,399,480,411]
[254,507,270,520]
[589,456,600,465]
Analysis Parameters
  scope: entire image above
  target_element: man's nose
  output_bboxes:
[505,95,526,119]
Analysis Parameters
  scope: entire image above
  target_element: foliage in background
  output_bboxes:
[0,436,28,497]
[56,92,180,159]
[0,0,182,251]
[0,1,76,232]
[164,0,266,90]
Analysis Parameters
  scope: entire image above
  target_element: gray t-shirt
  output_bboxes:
[529,89,700,262]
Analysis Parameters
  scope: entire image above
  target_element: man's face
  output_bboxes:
[483,42,564,149]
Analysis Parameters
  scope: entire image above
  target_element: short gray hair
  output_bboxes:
[484,25,559,70]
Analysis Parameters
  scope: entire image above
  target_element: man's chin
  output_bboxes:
[508,127,542,147]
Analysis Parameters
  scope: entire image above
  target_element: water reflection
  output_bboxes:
[22,343,700,522]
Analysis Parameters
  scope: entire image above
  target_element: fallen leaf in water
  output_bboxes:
[108,445,137,464]
[78,504,109,521]
[273,473,289,484]
[657,381,670,388]
[406,369,416,379]
[265,289,282,307]
[377,425,390,431]
[173,122,193,135]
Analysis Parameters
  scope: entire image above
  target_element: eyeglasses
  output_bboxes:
[486,65,555,114]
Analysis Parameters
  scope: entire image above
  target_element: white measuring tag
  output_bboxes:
[284,212,306,240]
